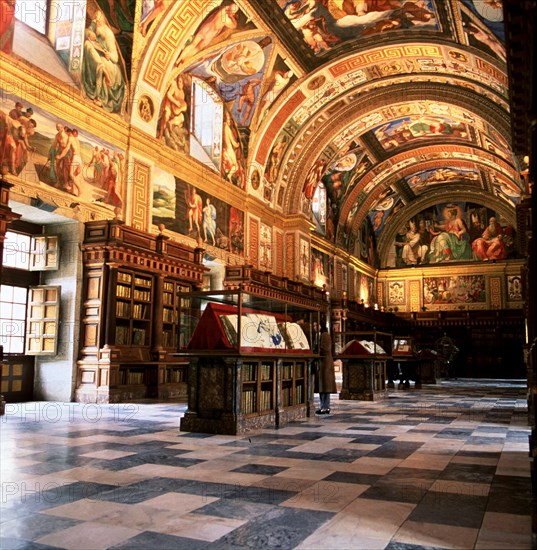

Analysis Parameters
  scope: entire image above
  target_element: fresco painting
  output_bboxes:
[507,275,522,301]
[373,115,472,151]
[391,202,516,268]
[156,72,192,155]
[388,281,405,305]
[139,0,170,37]
[368,188,404,237]
[278,0,438,55]
[84,1,133,115]
[256,55,296,126]
[322,149,370,214]
[423,275,486,305]
[405,167,481,195]
[311,248,331,288]
[0,90,125,208]
[152,169,245,256]
[357,217,378,268]
[0,0,16,54]
[491,175,521,207]
[174,1,254,70]
[460,0,505,48]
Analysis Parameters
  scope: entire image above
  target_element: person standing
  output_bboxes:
[316,323,336,415]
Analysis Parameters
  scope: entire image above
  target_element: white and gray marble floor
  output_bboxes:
[0,379,533,549]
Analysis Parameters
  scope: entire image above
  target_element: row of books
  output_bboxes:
[117,272,132,284]
[163,308,175,323]
[119,370,145,385]
[242,389,257,414]
[163,293,174,306]
[242,389,273,414]
[166,368,186,383]
[116,302,131,317]
[133,289,151,301]
[132,303,149,319]
[116,284,131,298]
[134,277,152,288]
[162,330,177,349]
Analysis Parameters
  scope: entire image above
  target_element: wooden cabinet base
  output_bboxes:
[179,355,310,435]
[339,359,388,401]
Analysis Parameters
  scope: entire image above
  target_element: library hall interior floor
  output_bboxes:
[0,379,534,550]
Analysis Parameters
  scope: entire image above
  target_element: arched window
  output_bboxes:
[190,77,223,172]
[312,182,327,235]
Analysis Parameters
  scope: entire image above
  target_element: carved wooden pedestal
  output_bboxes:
[339,359,388,401]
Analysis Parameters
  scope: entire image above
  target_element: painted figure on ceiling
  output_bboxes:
[157,73,188,140]
[175,1,239,68]
[82,9,127,114]
[222,109,245,188]
[140,0,167,37]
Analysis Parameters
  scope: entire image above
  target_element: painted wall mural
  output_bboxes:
[368,187,404,238]
[277,0,438,55]
[491,173,521,207]
[152,167,245,256]
[388,281,405,306]
[390,202,516,268]
[311,247,331,288]
[507,274,522,302]
[83,1,133,115]
[0,0,16,54]
[154,1,296,191]
[423,275,486,305]
[0,89,124,208]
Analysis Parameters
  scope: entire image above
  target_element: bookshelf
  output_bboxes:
[75,220,205,404]
[114,271,152,347]
[162,280,191,350]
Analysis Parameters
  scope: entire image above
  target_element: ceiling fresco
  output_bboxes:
[133,0,521,269]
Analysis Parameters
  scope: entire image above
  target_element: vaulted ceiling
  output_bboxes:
[137,0,524,267]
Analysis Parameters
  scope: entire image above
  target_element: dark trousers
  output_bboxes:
[319,392,330,410]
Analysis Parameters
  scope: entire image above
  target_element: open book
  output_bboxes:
[219,313,286,349]
[278,322,310,350]
[341,339,387,355]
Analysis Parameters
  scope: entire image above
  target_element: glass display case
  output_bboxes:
[335,331,393,401]
[176,288,323,435]
[389,336,420,389]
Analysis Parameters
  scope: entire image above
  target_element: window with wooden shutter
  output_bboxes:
[25,286,61,355]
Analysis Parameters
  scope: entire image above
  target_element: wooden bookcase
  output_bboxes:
[75,220,205,403]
